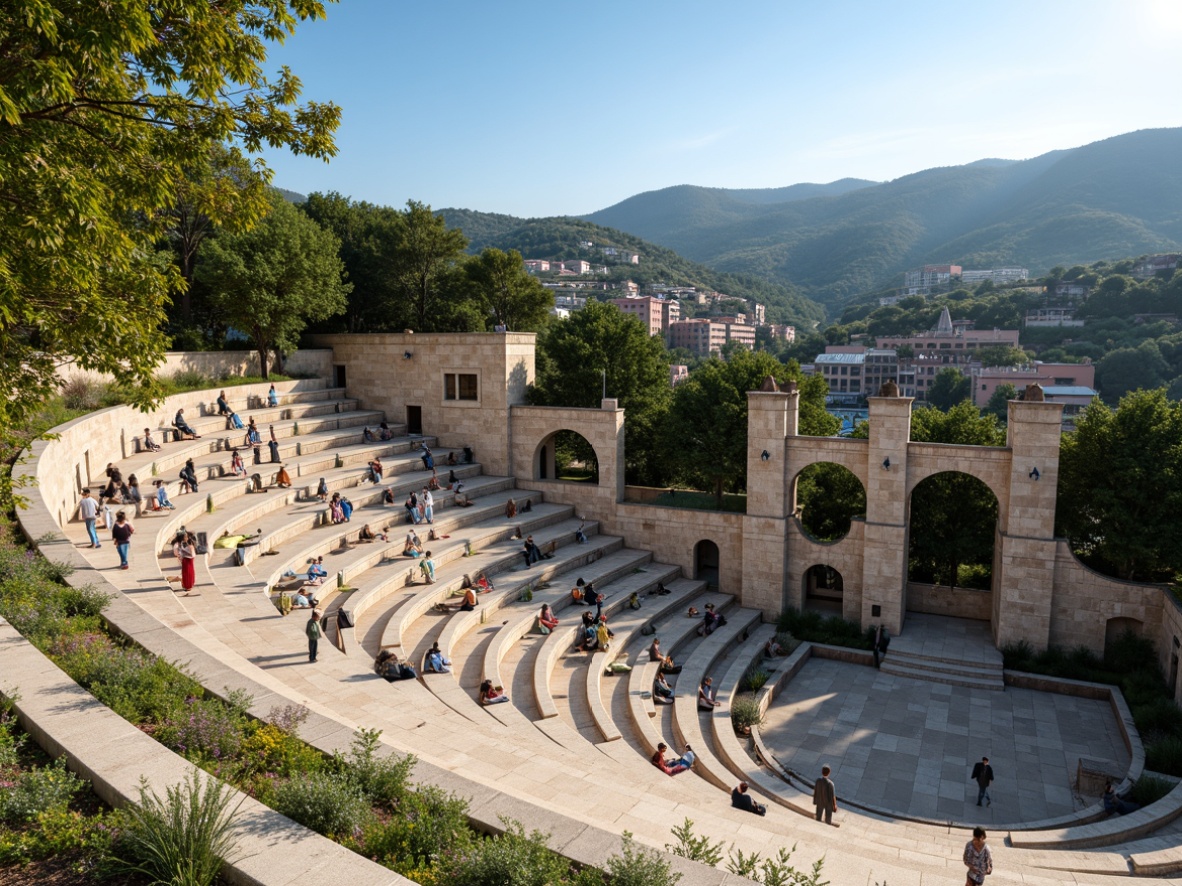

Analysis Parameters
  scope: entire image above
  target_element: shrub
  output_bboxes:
[0,757,85,822]
[359,784,474,874]
[743,665,770,693]
[0,804,111,867]
[110,771,243,886]
[774,632,801,655]
[1129,774,1174,806]
[171,369,214,391]
[665,817,724,866]
[155,696,247,765]
[604,831,680,886]
[60,377,107,411]
[440,818,574,886]
[1145,737,1182,777]
[270,771,370,838]
[1132,698,1182,740]
[340,728,414,811]
[777,607,871,649]
[730,695,764,733]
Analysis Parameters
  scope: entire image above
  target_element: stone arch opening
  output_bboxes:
[1104,617,1144,656]
[803,564,844,615]
[694,540,719,587]
[792,462,867,542]
[534,429,599,484]
[907,471,999,591]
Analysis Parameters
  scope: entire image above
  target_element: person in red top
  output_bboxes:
[651,742,689,776]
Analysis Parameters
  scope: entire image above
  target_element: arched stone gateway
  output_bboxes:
[746,385,1066,649]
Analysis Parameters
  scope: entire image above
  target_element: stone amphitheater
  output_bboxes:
[12,332,1182,885]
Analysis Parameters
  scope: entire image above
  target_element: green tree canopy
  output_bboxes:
[1096,341,1170,404]
[464,248,554,332]
[529,301,671,485]
[908,402,1005,589]
[927,367,972,411]
[0,0,340,438]
[984,383,1018,422]
[302,192,402,333]
[391,201,469,331]
[1056,389,1182,582]
[663,351,838,506]
[197,194,350,377]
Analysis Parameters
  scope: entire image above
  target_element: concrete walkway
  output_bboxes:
[760,656,1130,825]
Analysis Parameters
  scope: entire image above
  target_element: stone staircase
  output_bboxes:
[879,611,1006,690]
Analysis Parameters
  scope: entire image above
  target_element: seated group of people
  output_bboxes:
[361,423,397,443]
[577,611,612,652]
[651,741,694,776]
[98,463,146,510]
[329,492,353,524]
[696,602,727,637]
[374,649,416,681]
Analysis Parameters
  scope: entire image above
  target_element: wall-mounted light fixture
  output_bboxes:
[403,351,413,360]
[760,450,771,462]
[1029,467,1040,481]
[882,457,891,470]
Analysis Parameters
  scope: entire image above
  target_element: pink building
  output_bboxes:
[668,318,754,357]
[670,364,689,386]
[972,362,1095,408]
[609,296,681,337]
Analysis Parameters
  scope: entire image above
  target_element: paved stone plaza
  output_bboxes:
[760,657,1131,825]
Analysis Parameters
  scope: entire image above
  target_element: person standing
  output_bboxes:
[268,425,280,463]
[813,764,837,824]
[111,511,134,569]
[78,489,101,548]
[873,624,890,668]
[177,532,197,596]
[422,488,434,523]
[971,757,994,807]
[963,826,993,885]
[306,609,322,663]
[268,384,278,407]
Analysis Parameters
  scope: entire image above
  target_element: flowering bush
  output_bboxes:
[155,696,246,764]
[0,757,85,823]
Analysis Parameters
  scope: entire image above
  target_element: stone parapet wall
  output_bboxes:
[17,379,323,531]
[57,349,334,385]
[906,582,994,621]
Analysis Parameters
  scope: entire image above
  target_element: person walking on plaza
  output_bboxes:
[78,489,101,548]
[971,756,994,807]
[176,531,197,595]
[813,764,837,824]
[306,609,322,663]
[111,510,134,569]
[963,826,993,884]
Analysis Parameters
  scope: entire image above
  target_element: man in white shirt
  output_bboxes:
[78,489,101,548]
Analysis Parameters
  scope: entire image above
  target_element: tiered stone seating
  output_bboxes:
[20,379,1182,886]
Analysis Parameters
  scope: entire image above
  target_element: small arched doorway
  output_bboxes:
[535,430,599,484]
[803,564,844,615]
[694,540,719,587]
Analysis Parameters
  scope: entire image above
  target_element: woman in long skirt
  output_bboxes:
[178,533,197,595]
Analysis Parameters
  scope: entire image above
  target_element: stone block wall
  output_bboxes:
[906,582,993,621]
[17,379,323,531]
[312,333,535,477]
[1050,540,1165,656]
[56,349,333,385]
[785,519,865,622]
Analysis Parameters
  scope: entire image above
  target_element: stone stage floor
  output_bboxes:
[759,654,1130,826]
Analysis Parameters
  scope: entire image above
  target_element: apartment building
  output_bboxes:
[609,295,681,337]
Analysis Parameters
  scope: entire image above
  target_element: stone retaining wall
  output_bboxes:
[57,349,334,385]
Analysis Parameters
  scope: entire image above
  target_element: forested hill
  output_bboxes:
[583,127,1182,310]
[437,209,826,328]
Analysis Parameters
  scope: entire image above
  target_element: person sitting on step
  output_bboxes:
[375,649,416,681]
[478,679,508,705]
[651,743,689,776]
[425,641,451,673]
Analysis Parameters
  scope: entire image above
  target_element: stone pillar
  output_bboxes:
[741,387,795,617]
[861,395,913,634]
[993,398,1064,650]
[601,399,626,503]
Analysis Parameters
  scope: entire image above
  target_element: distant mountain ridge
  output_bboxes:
[583,128,1182,309]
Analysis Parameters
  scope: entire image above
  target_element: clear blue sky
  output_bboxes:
[261,0,1182,218]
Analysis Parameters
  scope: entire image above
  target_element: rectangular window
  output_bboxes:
[444,373,479,401]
